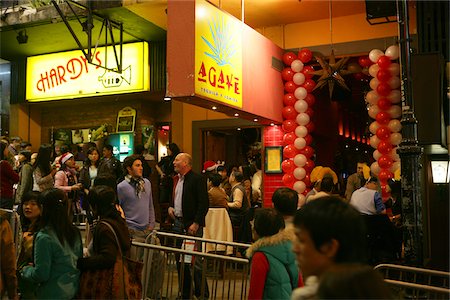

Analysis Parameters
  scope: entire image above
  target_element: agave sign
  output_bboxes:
[195,0,243,108]
[25,42,149,102]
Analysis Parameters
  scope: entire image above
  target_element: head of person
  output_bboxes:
[317,263,392,299]
[102,144,113,158]
[229,171,243,185]
[320,176,334,193]
[59,144,70,156]
[209,173,222,188]
[253,208,285,240]
[30,152,38,166]
[123,155,143,178]
[21,142,32,151]
[34,144,53,175]
[10,136,22,148]
[88,185,120,219]
[18,149,32,164]
[167,143,180,157]
[85,146,100,167]
[239,164,253,179]
[19,191,42,229]
[59,152,76,170]
[253,158,261,171]
[387,179,401,200]
[94,175,117,191]
[39,188,77,246]
[0,140,8,160]
[134,144,146,156]
[272,187,298,217]
[202,160,217,174]
[365,177,379,191]
[173,153,192,175]
[293,196,367,279]
[216,165,228,180]
[356,161,367,176]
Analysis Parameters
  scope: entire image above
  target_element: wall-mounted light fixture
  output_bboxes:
[16,29,28,44]
[163,96,171,102]
[431,160,450,184]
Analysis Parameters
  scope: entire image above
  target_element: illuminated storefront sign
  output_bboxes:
[195,0,242,108]
[26,42,149,102]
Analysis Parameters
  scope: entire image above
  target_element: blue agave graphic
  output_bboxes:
[201,16,238,67]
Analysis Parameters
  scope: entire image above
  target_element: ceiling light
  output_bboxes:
[234,113,239,117]
[237,127,241,131]
[253,118,258,122]
[163,97,171,101]
[212,106,217,110]
[270,123,275,126]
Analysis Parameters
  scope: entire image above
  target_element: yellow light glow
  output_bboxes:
[26,42,149,102]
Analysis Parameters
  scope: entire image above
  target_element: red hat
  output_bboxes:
[60,152,74,165]
[202,160,217,173]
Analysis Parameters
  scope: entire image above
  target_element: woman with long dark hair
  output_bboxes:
[79,146,100,195]
[20,188,82,299]
[155,143,181,203]
[1,140,19,209]
[32,144,56,192]
[15,150,33,204]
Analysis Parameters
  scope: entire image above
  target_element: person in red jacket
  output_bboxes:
[1,141,19,210]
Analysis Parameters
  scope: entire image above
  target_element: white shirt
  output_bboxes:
[174,174,184,217]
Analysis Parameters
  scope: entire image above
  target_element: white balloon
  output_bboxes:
[369,78,380,90]
[294,100,308,113]
[369,49,384,63]
[385,45,399,60]
[390,148,400,161]
[371,161,381,175]
[294,154,307,167]
[291,60,304,72]
[370,135,380,149]
[388,119,402,133]
[390,133,402,145]
[373,149,382,161]
[295,125,308,138]
[298,194,306,208]
[366,90,379,105]
[293,72,306,85]
[388,76,401,89]
[388,90,401,103]
[294,137,307,150]
[368,105,380,119]
[369,121,381,134]
[294,87,307,100]
[388,105,402,118]
[293,180,306,194]
[369,64,380,77]
[390,161,401,173]
[388,63,400,75]
[296,113,310,126]
[293,167,306,180]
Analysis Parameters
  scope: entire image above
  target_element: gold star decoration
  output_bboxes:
[312,50,355,98]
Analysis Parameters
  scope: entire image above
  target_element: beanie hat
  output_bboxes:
[202,160,217,173]
[60,152,74,165]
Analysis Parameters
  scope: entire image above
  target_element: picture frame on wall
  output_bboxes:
[116,107,136,132]
[264,146,283,174]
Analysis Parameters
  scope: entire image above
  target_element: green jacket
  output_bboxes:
[21,226,82,299]
[247,229,299,299]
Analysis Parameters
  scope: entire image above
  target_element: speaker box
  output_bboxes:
[411,53,446,146]
[365,1,397,19]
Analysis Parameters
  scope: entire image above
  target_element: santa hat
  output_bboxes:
[202,160,217,173]
[60,152,74,165]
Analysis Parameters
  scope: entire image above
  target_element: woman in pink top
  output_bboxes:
[54,153,82,219]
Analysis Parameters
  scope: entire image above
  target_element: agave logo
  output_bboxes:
[201,16,238,67]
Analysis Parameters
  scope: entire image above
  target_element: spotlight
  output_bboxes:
[163,97,171,102]
[16,30,28,44]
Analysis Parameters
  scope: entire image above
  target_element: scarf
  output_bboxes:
[125,174,146,198]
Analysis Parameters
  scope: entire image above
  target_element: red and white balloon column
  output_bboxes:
[280,49,316,203]
[365,45,402,198]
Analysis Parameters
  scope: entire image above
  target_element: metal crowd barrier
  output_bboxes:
[131,230,251,300]
[375,263,450,299]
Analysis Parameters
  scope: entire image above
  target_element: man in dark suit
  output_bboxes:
[168,153,209,299]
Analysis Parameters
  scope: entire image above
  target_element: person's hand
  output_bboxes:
[50,167,57,177]
[187,222,199,236]
[72,183,82,191]
[168,207,175,219]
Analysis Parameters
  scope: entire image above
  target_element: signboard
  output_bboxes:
[116,107,136,132]
[195,0,242,108]
[26,42,149,102]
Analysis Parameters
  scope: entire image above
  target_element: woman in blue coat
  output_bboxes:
[20,188,83,299]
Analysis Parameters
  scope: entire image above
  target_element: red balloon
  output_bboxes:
[377,140,393,155]
[283,93,297,106]
[302,65,315,79]
[376,111,391,125]
[381,188,390,199]
[303,174,311,187]
[376,126,391,140]
[285,81,298,93]
[305,122,315,133]
[353,72,365,81]
[376,82,391,96]
[282,119,297,133]
[281,67,295,82]
[377,97,392,111]
[282,173,295,187]
[302,188,311,196]
[305,107,314,117]
[283,144,297,159]
[304,134,313,145]
[281,159,296,173]
[302,79,316,93]
[283,132,297,145]
[377,55,392,69]
[282,106,297,120]
[378,155,393,169]
[304,159,315,172]
[283,52,297,66]
[378,169,394,182]
[358,56,373,68]
[298,49,313,63]
[299,146,314,158]
[376,69,392,82]
[304,94,316,106]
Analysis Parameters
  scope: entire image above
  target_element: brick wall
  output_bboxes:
[262,125,284,207]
